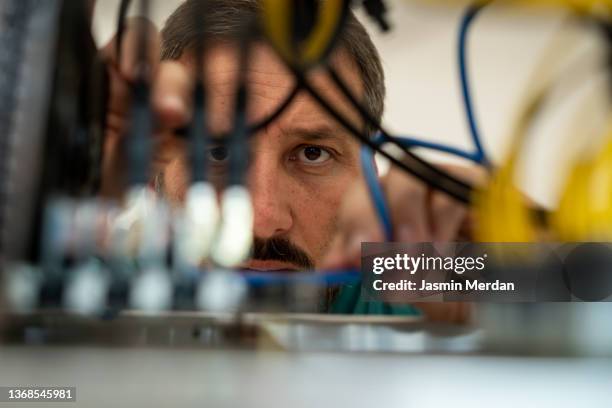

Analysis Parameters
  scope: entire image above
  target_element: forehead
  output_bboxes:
[177,42,365,136]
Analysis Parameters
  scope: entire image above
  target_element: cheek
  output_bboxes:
[163,158,190,205]
[293,176,354,265]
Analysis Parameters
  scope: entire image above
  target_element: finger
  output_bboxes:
[383,167,432,242]
[428,164,488,241]
[428,192,467,241]
[152,61,194,129]
[106,68,132,126]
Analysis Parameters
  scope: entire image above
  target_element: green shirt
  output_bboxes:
[329,282,422,315]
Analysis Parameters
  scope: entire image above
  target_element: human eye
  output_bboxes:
[207,145,229,165]
[293,145,333,166]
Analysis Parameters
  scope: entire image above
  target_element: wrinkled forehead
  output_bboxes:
[176,41,365,136]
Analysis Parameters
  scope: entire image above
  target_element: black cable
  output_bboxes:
[0,0,36,261]
[324,65,473,203]
[126,0,153,186]
[289,0,352,69]
[260,0,471,202]
[248,84,299,133]
[290,65,472,203]
[187,0,209,183]
[115,0,132,63]
[228,19,256,186]
[112,0,471,201]
[362,0,390,32]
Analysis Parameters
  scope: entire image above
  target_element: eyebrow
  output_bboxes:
[173,123,354,147]
[280,124,352,145]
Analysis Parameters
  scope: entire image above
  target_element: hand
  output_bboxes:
[98,18,193,199]
[322,161,487,323]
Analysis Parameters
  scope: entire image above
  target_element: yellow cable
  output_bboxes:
[474,15,585,242]
[261,0,348,67]
[582,125,612,239]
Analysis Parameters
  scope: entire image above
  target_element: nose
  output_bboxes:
[247,151,294,239]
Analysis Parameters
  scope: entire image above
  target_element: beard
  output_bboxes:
[251,236,314,270]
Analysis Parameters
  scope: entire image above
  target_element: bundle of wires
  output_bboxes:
[261,1,489,241]
[474,10,612,242]
[108,0,487,287]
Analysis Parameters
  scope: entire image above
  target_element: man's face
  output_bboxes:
[156,42,365,270]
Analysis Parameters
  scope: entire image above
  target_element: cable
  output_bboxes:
[458,3,489,165]
[187,0,209,183]
[326,2,490,166]
[473,15,588,242]
[319,65,473,203]
[373,133,483,162]
[242,269,361,287]
[210,19,256,268]
[360,146,394,240]
[126,0,153,187]
[261,0,352,68]
[320,3,490,241]
[313,2,492,244]
[248,85,300,133]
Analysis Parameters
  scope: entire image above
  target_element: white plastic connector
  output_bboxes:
[5,264,41,314]
[129,267,173,313]
[196,269,247,312]
[63,259,110,316]
[72,199,104,256]
[41,198,75,264]
[110,186,169,262]
[210,185,254,268]
[174,182,219,268]
[109,186,148,258]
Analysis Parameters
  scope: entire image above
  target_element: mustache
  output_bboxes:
[252,237,314,270]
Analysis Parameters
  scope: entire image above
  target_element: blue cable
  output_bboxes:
[361,146,394,240]
[181,268,362,288]
[359,4,488,243]
[371,4,488,166]
[242,270,362,288]
[458,3,488,165]
[373,134,480,162]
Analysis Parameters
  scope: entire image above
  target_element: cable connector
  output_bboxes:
[211,185,253,268]
[174,182,219,268]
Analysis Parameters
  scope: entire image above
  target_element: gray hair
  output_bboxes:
[160,0,385,132]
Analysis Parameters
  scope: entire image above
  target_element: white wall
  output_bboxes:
[92,0,609,207]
